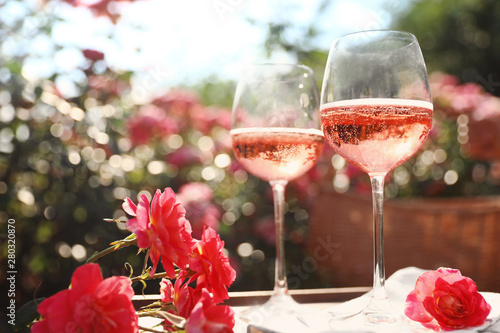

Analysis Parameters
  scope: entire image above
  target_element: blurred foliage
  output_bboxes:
[394,0,500,96]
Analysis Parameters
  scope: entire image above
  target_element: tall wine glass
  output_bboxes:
[320,30,433,328]
[231,64,324,323]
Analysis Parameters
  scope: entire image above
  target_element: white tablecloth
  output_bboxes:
[237,267,500,333]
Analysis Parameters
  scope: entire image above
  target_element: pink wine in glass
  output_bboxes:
[231,127,324,182]
[321,98,433,175]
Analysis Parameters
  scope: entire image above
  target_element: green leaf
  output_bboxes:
[13,297,45,331]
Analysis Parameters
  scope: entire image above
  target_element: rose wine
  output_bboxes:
[320,98,433,175]
[230,127,324,182]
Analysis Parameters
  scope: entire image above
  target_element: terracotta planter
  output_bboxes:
[308,191,500,292]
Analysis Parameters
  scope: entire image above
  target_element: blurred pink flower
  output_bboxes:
[123,188,195,277]
[87,75,128,97]
[465,117,500,161]
[430,72,487,116]
[429,73,500,162]
[190,106,232,134]
[189,227,236,303]
[152,90,200,116]
[471,95,500,121]
[166,147,203,168]
[31,263,138,333]
[429,72,459,92]
[177,183,220,238]
[63,0,136,23]
[126,105,179,146]
[254,216,276,245]
[213,129,233,153]
[429,72,459,111]
[82,49,104,62]
[450,83,486,113]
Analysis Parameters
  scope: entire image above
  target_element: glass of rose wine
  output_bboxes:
[231,63,324,323]
[320,30,433,329]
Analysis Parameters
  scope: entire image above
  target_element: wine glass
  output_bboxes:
[320,30,433,328]
[231,63,324,324]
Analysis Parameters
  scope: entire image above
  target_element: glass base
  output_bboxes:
[328,296,411,332]
[239,293,316,330]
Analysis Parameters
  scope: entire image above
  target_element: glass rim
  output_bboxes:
[243,62,314,77]
[332,29,418,54]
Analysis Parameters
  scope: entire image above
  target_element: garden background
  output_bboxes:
[2,0,500,330]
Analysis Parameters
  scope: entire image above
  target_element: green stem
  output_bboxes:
[86,234,137,264]
[130,269,181,283]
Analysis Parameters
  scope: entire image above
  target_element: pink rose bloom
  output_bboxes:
[189,106,232,134]
[429,72,459,112]
[159,279,234,332]
[185,288,235,333]
[166,147,203,169]
[31,263,138,333]
[160,277,197,319]
[123,188,196,277]
[172,279,198,319]
[405,267,491,331]
[152,89,200,116]
[450,83,486,113]
[177,183,221,238]
[471,95,500,122]
[189,227,236,303]
[87,74,128,97]
[160,278,175,304]
[159,278,198,331]
[126,105,179,146]
[464,96,500,161]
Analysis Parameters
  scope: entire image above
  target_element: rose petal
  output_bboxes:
[125,218,151,249]
[70,263,103,303]
[122,197,138,216]
[405,291,434,323]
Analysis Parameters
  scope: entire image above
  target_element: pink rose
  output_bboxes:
[185,289,235,333]
[172,279,198,319]
[166,147,203,169]
[31,263,138,333]
[159,278,198,330]
[152,89,200,116]
[159,278,234,332]
[405,267,491,331]
[126,105,179,146]
[160,278,175,304]
[123,188,196,277]
[161,277,197,319]
[189,226,236,303]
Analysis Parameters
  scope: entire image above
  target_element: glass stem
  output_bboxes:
[270,180,289,298]
[368,174,391,312]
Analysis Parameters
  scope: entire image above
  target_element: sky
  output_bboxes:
[5,0,409,96]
